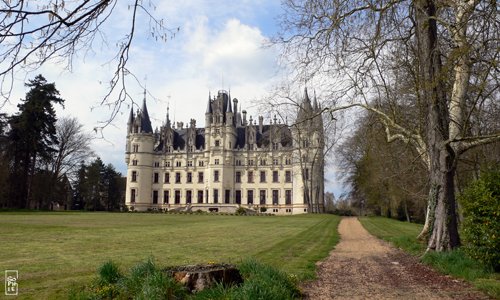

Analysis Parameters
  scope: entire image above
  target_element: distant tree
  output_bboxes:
[102,164,124,211]
[7,75,64,208]
[51,117,94,181]
[73,158,123,211]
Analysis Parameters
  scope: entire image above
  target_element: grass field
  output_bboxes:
[0,212,340,299]
[360,217,500,298]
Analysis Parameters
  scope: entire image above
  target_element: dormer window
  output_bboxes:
[215,140,220,147]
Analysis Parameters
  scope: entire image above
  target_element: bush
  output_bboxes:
[98,260,122,285]
[235,206,247,215]
[459,168,500,271]
[260,207,267,213]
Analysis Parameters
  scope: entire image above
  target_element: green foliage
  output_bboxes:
[77,258,301,300]
[235,206,247,215]
[260,207,267,213]
[98,260,122,285]
[422,249,489,282]
[459,168,500,271]
[235,259,300,299]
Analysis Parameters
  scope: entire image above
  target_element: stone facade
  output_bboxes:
[125,89,324,214]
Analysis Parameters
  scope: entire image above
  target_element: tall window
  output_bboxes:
[198,160,204,167]
[153,173,159,183]
[198,172,204,183]
[186,190,192,204]
[235,190,241,204]
[235,159,242,166]
[285,190,292,205]
[176,161,182,167]
[248,159,254,166]
[175,190,181,204]
[272,171,278,183]
[175,172,181,183]
[133,144,139,152]
[197,190,203,204]
[259,159,266,166]
[213,189,219,203]
[130,189,136,203]
[285,171,292,183]
[235,171,241,183]
[132,160,138,166]
[215,140,220,147]
[304,168,309,180]
[164,172,170,184]
[225,190,230,204]
[214,170,220,182]
[260,190,266,205]
[285,158,291,165]
[272,142,279,150]
[154,162,160,167]
[215,158,220,165]
[131,171,137,182]
[152,190,158,204]
[272,190,279,205]
[248,171,254,183]
[187,172,192,183]
[247,190,254,204]
[260,171,266,183]
[163,190,169,204]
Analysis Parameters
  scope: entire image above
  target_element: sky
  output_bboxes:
[2,0,346,198]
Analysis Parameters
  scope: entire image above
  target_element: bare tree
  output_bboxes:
[50,117,94,182]
[275,0,500,251]
[0,0,178,124]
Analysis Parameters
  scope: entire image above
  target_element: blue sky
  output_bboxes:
[3,0,345,198]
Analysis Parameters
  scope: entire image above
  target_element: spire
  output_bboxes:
[140,91,153,133]
[165,104,171,127]
[206,91,213,114]
[127,106,134,125]
[313,90,319,111]
[297,87,313,121]
[226,95,232,113]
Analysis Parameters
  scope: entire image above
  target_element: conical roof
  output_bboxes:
[140,96,153,133]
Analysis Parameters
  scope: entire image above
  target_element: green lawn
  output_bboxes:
[0,212,339,299]
[360,216,500,298]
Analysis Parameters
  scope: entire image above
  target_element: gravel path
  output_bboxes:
[301,217,490,299]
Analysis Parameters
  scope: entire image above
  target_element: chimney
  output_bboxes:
[242,110,247,126]
[258,116,263,133]
[233,98,238,114]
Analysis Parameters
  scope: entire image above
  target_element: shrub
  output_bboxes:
[235,206,247,215]
[459,168,500,271]
[260,207,267,213]
[98,260,122,285]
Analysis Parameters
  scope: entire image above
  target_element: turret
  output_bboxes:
[205,92,212,126]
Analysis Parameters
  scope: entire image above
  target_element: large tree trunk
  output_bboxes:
[415,0,460,251]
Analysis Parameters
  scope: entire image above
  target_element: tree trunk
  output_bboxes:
[415,0,460,251]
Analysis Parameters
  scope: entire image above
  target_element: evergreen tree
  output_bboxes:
[7,75,64,208]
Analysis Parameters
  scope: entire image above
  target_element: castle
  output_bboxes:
[125,88,324,214]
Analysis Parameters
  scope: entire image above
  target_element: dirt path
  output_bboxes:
[301,217,489,299]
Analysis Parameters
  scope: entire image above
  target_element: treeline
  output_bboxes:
[0,75,124,211]
[338,110,500,223]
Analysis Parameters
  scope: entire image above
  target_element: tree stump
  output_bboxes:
[164,264,243,293]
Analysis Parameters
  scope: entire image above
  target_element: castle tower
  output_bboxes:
[125,92,155,210]
[292,87,325,213]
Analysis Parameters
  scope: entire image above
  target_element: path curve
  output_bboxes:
[301,217,489,299]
